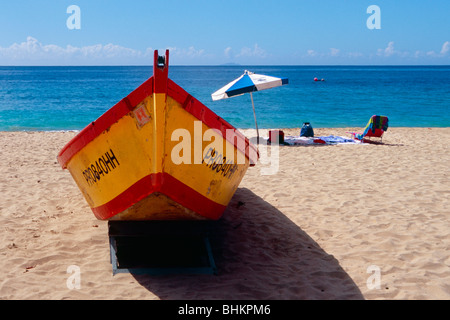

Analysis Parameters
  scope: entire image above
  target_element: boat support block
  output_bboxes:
[108,220,218,275]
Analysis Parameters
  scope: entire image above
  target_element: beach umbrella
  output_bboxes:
[211,70,288,144]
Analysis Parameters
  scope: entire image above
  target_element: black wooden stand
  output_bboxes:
[108,220,217,275]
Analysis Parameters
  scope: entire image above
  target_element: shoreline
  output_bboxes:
[0,128,449,299]
[0,126,449,133]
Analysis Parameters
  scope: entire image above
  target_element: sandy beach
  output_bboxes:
[0,127,449,300]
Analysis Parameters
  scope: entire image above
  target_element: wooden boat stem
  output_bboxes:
[152,50,169,183]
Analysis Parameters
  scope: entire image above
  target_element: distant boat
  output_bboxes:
[57,50,258,221]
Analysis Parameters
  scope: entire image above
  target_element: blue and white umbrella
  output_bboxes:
[212,70,288,143]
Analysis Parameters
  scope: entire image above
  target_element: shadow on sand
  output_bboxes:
[131,188,364,300]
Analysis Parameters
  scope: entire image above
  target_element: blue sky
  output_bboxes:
[0,0,449,65]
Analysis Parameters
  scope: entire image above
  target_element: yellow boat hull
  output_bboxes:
[57,50,258,221]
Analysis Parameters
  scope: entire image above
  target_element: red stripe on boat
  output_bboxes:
[91,172,226,220]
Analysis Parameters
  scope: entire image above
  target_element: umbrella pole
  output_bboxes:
[250,92,259,144]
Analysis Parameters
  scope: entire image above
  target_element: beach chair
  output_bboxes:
[348,115,389,142]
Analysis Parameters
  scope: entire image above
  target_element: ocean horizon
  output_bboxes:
[0,65,449,131]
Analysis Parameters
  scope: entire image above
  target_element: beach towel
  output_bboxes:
[281,135,360,146]
[316,135,359,144]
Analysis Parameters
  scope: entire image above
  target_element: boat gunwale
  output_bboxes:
[57,75,259,169]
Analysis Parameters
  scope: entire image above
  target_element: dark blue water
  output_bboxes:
[0,65,449,131]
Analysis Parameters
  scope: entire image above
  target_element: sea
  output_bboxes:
[0,65,449,131]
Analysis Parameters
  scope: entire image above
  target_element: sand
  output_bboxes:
[0,127,449,300]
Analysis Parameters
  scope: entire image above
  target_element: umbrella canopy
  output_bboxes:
[211,70,288,144]
[211,70,288,101]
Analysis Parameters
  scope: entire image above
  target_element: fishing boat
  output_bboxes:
[57,50,259,221]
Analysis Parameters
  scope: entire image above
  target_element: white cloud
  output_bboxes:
[236,44,267,58]
[376,41,412,59]
[221,44,270,64]
[0,36,150,65]
[297,40,450,64]
[224,46,232,59]
[348,52,364,58]
[384,41,395,56]
[164,46,214,64]
[0,37,213,65]
[440,41,450,55]
[168,46,206,58]
[329,48,340,57]
[306,49,317,57]
[299,48,361,63]
[377,41,395,57]
[424,41,450,58]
